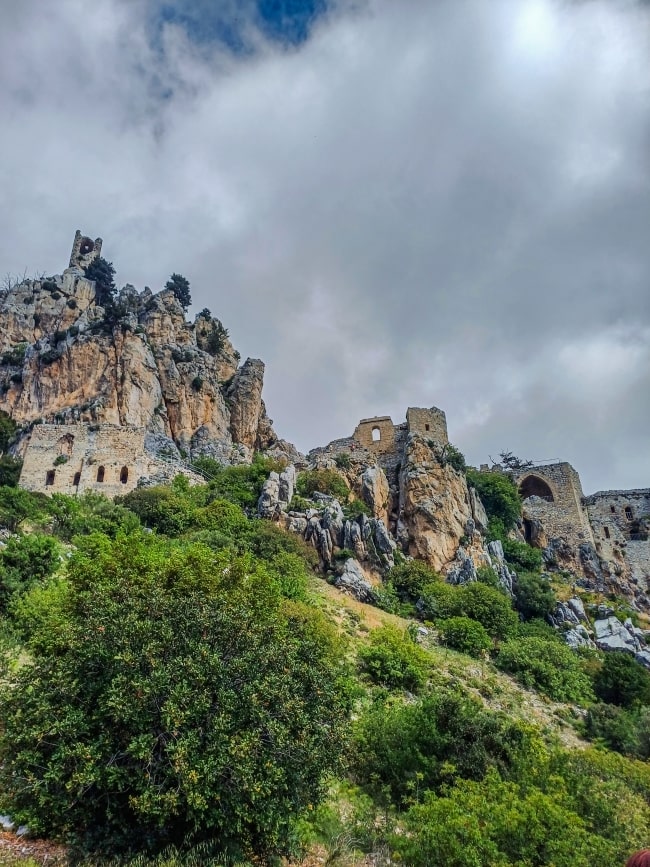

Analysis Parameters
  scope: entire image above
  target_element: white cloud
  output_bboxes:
[0,0,648,492]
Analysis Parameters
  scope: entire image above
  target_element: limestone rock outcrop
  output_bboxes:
[398,435,476,573]
[0,268,297,464]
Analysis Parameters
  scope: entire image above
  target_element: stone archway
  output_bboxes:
[519,475,554,502]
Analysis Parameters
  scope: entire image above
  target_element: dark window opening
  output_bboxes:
[73,471,81,486]
[46,470,55,486]
[97,466,105,483]
[372,427,381,442]
[519,475,554,502]
[120,466,129,484]
[610,505,616,514]
[625,506,633,521]
[425,424,430,431]
[523,518,533,544]
[604,527,610,539]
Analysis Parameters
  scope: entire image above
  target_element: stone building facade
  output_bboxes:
[19,423,204,498]
[512,462,650,598]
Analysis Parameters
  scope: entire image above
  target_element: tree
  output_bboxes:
[358,625,431,692]
[0,533,59,611]
[0,410,17,452]
[465,469,521,541]
[513,571,556,621]
[0,532,352,861]
[593,652,650,708]
[438,616,492,657]
[0,455,22,487]
[165,273,192,309]
[84,257,116,307]
[498,451,534,471]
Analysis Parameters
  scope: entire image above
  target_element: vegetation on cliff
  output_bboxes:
[1,470,650,865]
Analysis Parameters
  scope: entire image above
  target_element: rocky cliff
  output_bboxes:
[0,265,296,464]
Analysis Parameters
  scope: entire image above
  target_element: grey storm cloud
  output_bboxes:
[0,0,648,492]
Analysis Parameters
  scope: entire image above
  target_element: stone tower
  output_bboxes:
[68,230,102,272]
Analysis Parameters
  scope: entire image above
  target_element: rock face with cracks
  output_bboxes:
[0,271,294,466]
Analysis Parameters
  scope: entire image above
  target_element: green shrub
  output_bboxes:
[358,625,431,692]
[441,443,466,473]
[288,494,313,512]
[513,571,556,621]
[584,704,649,758]
[0,455,22,487]
[496,636,594,703]
[197,454,283,510]
[0,533,352,860]
[117,486,197,536]
[0,486,48,531]
[0,533,59,612]
[353,686,530,807]
[191,376,203,391]
[84,257,116,307]
[53,454,68,466]
[50,492,140,541]
[0,345,27,367]
[296,469,349,502]
[476,564,501,587]
[334,452,351,470]
[395,770,622,867]
[593,651,650,708]
[66,297,78,309]
[417,580,461,621]
[456,582,519,640]
[465,469,521,538]
[342,497,371,518]
[388,560,442,603]
[503,538,543,571]
[438,616,492,657]
[0,410,18,451]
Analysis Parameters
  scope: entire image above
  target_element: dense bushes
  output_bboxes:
[496,636,594,703]
[0,533,59,611]
[418,580,518,640]
[0,532,352,861]
[593,652,650,708]
[438,616,491,657]
[296,468,349,501]
[358,625,431,692]
[353,686,530,807]
[513,571,556,620]
[465,469,521,541]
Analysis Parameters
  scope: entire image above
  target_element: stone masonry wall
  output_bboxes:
[586,490,650,587]
[353,416,396,454]
[19,423,202,498]
[406,406,448,444]
[516,462,594,549]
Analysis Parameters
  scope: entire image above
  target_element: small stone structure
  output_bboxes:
[68,230,102,272]
[19,423,203,498]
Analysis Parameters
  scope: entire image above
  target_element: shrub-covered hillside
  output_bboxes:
[1,464,650,866]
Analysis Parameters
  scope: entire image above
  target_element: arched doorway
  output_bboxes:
[519,475,554,502]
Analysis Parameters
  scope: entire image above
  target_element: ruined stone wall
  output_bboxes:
[68,230,102,271]
[353,416,396,454]
[516,462,594,549]
[19,423,202,498]
[585,490,650,587]
[406,406,448,444]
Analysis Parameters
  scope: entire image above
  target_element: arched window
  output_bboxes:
[625,506,633,521]
[120,466,129,484]
[425,423,430,431]
[57,433,74,456]
[46,470,55,486]
[96,466,105,483]
[73,471,81,486]
[519,475,554,502]
[604,526,610,539]
[610,505,616,513]
[372,427,381,442]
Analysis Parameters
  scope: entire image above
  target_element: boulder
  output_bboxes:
[361,465,390,525]
[334,558,376,603]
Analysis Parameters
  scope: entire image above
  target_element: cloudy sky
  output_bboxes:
[1,0,649,493]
